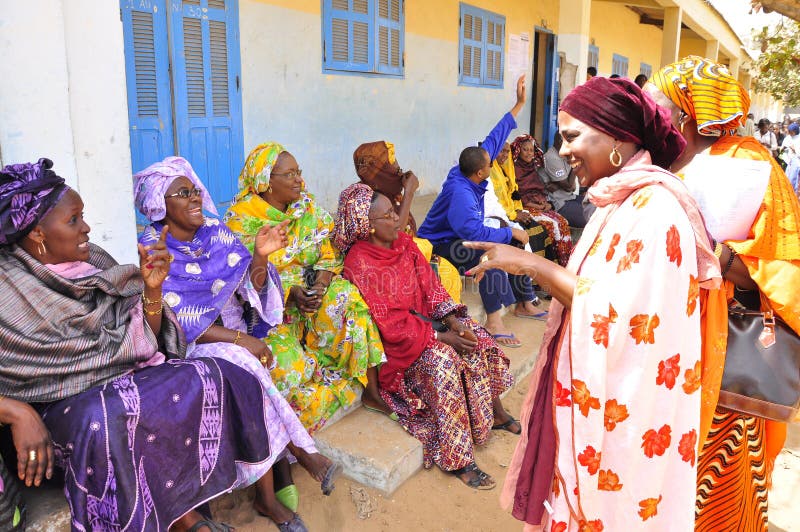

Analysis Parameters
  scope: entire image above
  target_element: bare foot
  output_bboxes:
[362,388,393,416]
[290,445,332,483]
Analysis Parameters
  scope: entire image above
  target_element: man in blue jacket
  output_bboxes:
[418,76,540,348]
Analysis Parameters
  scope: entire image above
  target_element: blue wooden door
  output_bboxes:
[170,0,244,210]
[121,0,175,177]
[542,34,559,150]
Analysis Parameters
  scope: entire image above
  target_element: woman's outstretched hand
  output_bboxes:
[254,219,290,259]
[463,241,534,281]
[137,225,171,289]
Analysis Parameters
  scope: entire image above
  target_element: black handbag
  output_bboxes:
[718,298,800,422]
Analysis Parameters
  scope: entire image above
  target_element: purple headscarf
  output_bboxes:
[560,77,686,169]
[133,156,217,222]
[0,158,69,246]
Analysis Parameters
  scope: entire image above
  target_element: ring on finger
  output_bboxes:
[28,450,37,462]
[480,255,489,264]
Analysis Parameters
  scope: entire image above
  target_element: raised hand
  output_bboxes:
[254,219,290,259]
[515,75,526,106]
[401,171,419,195]
[137,225,171,289]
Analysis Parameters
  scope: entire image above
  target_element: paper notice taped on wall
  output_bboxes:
[508,33,530,79]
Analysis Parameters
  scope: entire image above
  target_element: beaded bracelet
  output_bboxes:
[721,244,737,277]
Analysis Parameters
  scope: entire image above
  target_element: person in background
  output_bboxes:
[756,118,779,158]
[489,141,555,262]
[737,112,756,137]
[634,73,648,88]
[538,131,587,228]
[417,76,539,349]
[782,122,800,191]
[648,55,800,531]
[510,134,573,265]
[587,66,597,81]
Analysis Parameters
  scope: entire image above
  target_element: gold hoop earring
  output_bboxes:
[369,228,376,234]
[267,184,273,194]
[609,146,623,167]
[37,241,47,256]
[679,121,686,134]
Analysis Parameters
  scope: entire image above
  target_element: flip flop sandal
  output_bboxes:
[514,311,549,321]
[187,519,234,532]
[321,462,343,496]
[363,404,400,421]
[275,484,299,513]
[256,510,309,532]
[492,417,522,434]
[450,463,496,490]
[491,333,522,348]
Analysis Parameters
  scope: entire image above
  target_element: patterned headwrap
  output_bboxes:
[510,135,545,168]
[353,141,403,197]
[0,158,69,246]
[236,142,287,198]
[650,55,750,136]
[133,156,217,222]
[333,183,374,253]
[561,76,686,169]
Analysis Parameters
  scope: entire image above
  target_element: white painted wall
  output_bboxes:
[0,0,137,263]
[239,1,534,212]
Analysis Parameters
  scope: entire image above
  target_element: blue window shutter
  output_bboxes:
[612,53,628,78]
[640,62,652,79]
[120,0,174,175]
[484,13,505,87]
[459,5,483,85]
[323,0,373,73]
[171,0,244,210]
[375,0,403,75]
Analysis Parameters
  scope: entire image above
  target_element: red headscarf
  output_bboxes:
[560,77,686,169]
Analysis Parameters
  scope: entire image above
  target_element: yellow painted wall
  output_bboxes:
[250,0,559,42]
[589,2,661,78]
[678,37,706,60]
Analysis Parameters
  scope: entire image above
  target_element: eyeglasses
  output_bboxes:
[368,210,397,221]
[165,188,203,199]
[271,169,303,179]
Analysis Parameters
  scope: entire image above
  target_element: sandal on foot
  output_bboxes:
[187,519,234,532]
[256,511,308,532]
[321,462,342,496]
[275,484,299,513]
[513,310,548,321]
[491,333,522,348]
[492,417,521,434]
[450,463,496,490]
[276,514,308,532]
[363,404,400,422]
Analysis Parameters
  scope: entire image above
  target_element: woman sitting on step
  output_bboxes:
[333,183,519,491]
[134,156,344,531]
[224,142,385,434]
[0,158,288,531]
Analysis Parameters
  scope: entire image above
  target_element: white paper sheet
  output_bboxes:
[680,154,771,241]
[508,33,530,79]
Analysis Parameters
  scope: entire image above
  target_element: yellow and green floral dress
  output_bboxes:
[225,189,385,433]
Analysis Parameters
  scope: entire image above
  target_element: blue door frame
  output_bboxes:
[542,33,559,150]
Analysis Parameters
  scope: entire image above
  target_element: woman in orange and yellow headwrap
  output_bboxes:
[647,55,800,532]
